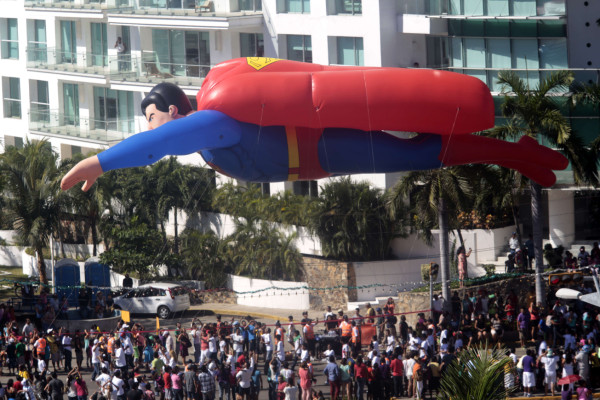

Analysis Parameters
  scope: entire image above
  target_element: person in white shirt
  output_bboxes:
[385,330,395,354]
[341,342,351,360]
[404,355,416,398]
[114,339,127,371]
[235,363,252,399]
[323,344,335,360]
[300,343,310,363]
[286,316,295,346]
[538,340,548,357]
[261,328,273,362]
[91,340,102,380]
[191,324,202,364]
[276,336,285,362]
[538,349,559,396]
[22,319,34,338]
[165,332,174,353]
[208,332,217,361]
[95,368,112,399]
[111,369,126,400]
[232,328,244,359]
[283,378,299,400]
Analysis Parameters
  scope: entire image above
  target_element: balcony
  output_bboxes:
[26,46,114,78]
[106,0,262,29]
[24,0,106,12]
[29,107,136,144]
[108,51,210,88]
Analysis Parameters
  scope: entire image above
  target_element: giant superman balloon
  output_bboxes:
[61,57,568,191]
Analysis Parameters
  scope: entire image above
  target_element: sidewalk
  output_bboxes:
[191,302,326,323]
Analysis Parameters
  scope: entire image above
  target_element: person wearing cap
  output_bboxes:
[538,348,559,396]
[578,246,590,267]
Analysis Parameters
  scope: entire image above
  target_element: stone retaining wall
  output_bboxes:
[200,290,237,304]
[303,257,357,311]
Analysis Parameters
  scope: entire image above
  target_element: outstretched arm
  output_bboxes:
[61,110,241,191]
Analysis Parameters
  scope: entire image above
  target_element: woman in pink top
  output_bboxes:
[298,361,313,400]
[171,366,182,400]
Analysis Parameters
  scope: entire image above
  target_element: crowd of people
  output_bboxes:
[1,271,600,400]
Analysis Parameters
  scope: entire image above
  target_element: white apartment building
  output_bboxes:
[0,0,599,249]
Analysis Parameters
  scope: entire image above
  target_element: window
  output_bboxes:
[239,0,261,11]
[90,23,108,67]
[30,80,50,123]
[3,77,21,119]
[336,36,363,66]
[71,145,82,156]
[62,83,79,126]
[332,0,361,15]
[1,18,18,59]
[152,29,210,78]
[293,180,318,197]
[60,21,77,64]
[278,0,310,13]
[444,36,566,90]
[287,35,312,62]
[28,20,47,63]
[240,33,264,57]
[93,87,134,133]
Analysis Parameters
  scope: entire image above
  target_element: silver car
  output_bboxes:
[113,282,191,319]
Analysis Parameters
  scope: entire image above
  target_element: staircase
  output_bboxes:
[485,240,599,274]
[347,295,399,312]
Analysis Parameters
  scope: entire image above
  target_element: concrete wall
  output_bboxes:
[165,211,322,256]
[228,274,310,310]
[0,231,18,245]
[0,246,24,267]
[390,226,515,276]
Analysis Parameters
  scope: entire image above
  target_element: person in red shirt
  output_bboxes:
[163,366,173,400]
[354,357,368,400]
[390,351,404,397]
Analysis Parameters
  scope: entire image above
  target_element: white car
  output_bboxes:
[113,283,191,319]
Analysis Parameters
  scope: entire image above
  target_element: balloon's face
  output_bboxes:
[145,103,177,130]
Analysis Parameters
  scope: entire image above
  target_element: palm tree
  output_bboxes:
[61,152,114,256]
[180,229,228,288]
[0,140,61,284]
[438,346,515,400]
[225,217,304,281]
[388,166,486,302]
[491,70,598,305]
[309,177,405,262]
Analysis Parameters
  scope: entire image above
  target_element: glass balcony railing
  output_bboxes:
[107,0,260,16]
[26,46,115,76]
[445,67,600,92]
[29,109,137,143]
[399,0,565,16]
[24,0,106,10]
[108,51,211,87]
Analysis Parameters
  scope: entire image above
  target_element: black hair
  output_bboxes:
[141,83,193,118]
